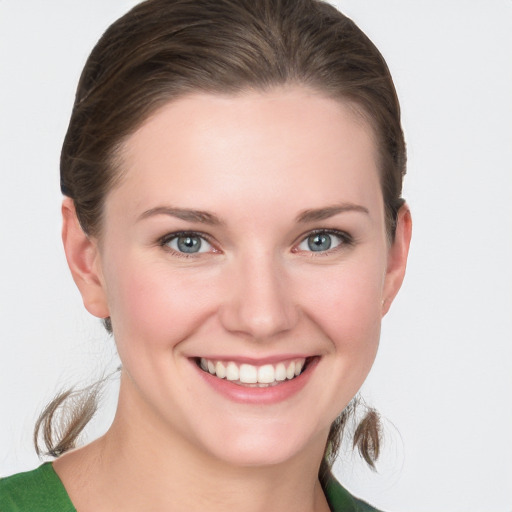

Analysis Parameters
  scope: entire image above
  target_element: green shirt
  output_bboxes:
[0,463,382,511]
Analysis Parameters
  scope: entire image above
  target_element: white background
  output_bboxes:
[1,1,511,511]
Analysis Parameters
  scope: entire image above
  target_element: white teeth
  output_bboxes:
[226,362,239,381]
[199,357,307,385]
[215,361,226,379]
[275,363,287,381]
[239,364,258,384]
[257,364,275,384]
[286,361,296,380]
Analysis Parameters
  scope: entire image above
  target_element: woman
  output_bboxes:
[0,0,411,510]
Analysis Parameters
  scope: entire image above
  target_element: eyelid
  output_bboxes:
[156,228,353,256]
[158,230,219,255]
[292,228,354,253]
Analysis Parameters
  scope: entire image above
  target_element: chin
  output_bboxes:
[194,420,326,469]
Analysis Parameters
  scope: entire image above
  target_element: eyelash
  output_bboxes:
[158,231,217,258]
[293,229,354,256]
[157,229,354,258]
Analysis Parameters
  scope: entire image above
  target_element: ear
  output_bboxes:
[382,204,412,316]
[62,198,110,319]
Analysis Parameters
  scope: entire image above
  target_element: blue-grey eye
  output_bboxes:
[166,234,212,254]
[297,232,344,252]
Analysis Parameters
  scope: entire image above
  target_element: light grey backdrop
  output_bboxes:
[1,1,511,511]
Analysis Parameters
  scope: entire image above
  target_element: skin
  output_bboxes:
[56,87,411,512]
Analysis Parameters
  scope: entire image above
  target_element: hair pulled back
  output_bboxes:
[41,0,406,480]
[61,0,405,238]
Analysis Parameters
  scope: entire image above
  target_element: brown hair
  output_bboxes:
[37,0,406,481]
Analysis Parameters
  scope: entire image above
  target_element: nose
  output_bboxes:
[219,252,299,341]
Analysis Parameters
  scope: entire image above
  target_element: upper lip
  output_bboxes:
[190,354,316,365]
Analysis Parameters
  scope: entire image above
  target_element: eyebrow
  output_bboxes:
[295,203,369,223]
[138,206,224,225]
[138,202,369,225]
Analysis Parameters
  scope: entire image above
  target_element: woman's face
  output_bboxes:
[70,87,410,467]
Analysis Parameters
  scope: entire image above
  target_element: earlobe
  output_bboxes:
[61,198,110,319]
[382,204,412,316]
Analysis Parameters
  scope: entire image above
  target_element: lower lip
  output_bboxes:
[193,357,319,405]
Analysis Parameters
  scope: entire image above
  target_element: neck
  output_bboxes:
[101,413,329,512]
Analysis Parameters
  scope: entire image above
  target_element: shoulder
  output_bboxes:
[0,463,76,512]
[324,473,385,512]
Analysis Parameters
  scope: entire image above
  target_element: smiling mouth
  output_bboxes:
[196,357,312,387]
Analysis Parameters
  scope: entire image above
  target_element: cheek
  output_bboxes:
[104,257,218,352]
[296,255,385,353]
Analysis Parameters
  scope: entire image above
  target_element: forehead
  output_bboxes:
[111,87,382,221]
